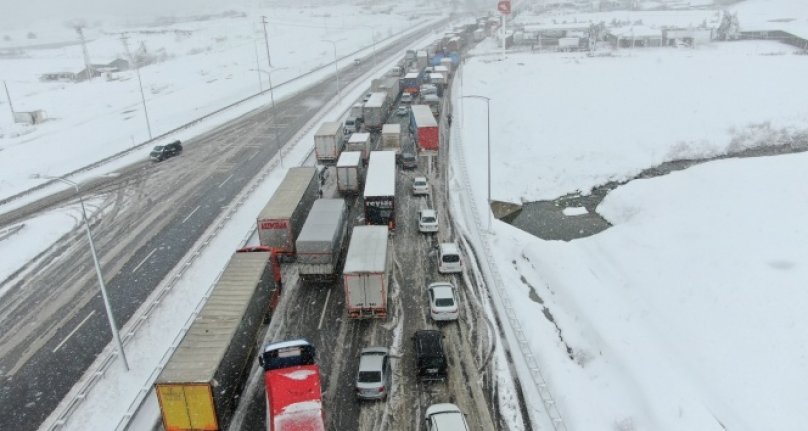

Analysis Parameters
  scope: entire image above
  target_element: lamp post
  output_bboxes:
[37,175,130,371]
[321,39,341,96]
[252,67,288,168]
[462,95,492,231]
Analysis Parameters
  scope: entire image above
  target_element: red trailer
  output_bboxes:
[410,105,439,151]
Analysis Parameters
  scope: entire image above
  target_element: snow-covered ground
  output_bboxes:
[451,20,808,431]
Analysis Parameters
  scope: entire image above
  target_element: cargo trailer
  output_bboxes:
[313,121,343,162]
[257,167,318,253]
[380,124,401,155]
[336,151,363,194]
[363,151,396,229]
[345,132,371,163]
[362,92,389,131]
[296,199,348,282]
[343,225,390,319]
[410,105,439,152]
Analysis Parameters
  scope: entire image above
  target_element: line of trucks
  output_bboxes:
[153,19,481,430]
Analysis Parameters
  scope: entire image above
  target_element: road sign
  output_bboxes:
[497,0,511,15]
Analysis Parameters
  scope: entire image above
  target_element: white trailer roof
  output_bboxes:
[348,132,370,144]
[365,92,387,109]
[315,121,341,136]
[363,151,396,198]
[382,124,400,134]
[337,151,362,167]
[343,225,389,274]
[411,105,438,127]
[297,199,346,244]
[434,65,449,73]
[404,72,419,79]
[258,167,317,219]
[158,252,269,383]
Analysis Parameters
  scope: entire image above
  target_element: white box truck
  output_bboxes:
[343,225,390,319]
[345,132,371,163]
[336,151,363,194]
[314,121,343,162]
[380,124,401,155]
[296,199,348,282]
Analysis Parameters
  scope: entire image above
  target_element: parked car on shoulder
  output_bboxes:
[428,282,459,321]
[412,176,429,195]
[355,347,391,400]
[418,208,438,233]
[150,140,182,162]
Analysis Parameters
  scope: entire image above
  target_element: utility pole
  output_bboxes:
[3,80,14,123]
[120,33,153,139]
[75,25,94,81]
[261,16,273,68]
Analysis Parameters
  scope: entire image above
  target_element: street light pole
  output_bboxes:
[261,16,273,67]
[462,95,492,231]
[253,67,288,168]
[322,39,341,96]
[42,176,130,371]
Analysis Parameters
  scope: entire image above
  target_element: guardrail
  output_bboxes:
[448,66,567,431]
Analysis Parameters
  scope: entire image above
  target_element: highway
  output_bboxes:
[0,24,450,431]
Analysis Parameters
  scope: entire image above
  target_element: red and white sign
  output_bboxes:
[497,0,511,15]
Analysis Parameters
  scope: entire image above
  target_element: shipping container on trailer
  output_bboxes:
[257,167,318,253]
[410,105,439,152]
[362,92,389,131]
[343,225,390,319]
[380,124,401,155]
[313,121,343,162]
[155,251,274,431]
[336,151,363,194]
[296,199,348,282]
[345,132,371,162]
[363,151,396,229]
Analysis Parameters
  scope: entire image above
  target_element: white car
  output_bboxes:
[418,209,438,233]
[412,176,429,195]
[427,282,459,321]
[396,105,409,116]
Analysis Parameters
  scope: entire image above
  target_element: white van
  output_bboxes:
[438,243,462,274]
[424,403,470,431]
[401,93,413,104]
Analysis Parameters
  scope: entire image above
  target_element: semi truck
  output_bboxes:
[155,250,275,431]
[362,92,390,131]
[401,71,422,95]
[257,167,318,254]
[345,132,371,162]
[313,121,343,162]
[336,151,363,194]
[410,105,439,152]
[380,124,401,155]
[296,199,348,282]
[343,225,390,319]
[363,150,396,228]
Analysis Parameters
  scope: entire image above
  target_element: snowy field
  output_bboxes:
[453,23,808,431]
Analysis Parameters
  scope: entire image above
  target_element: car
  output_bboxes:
[401,151,417,169]
[438,242,462,274]
[424,403,470,431]
[400,92,413,104]
[396,105,409,116]
[363,93,372,102]
[353,58,361,66]
[344,117,359,135]
[418,208,438,233]
[412,176,429,195]
[428,282,458,321]
[355,347,391,400]
[413,330,447,381]
[150,140,182,162]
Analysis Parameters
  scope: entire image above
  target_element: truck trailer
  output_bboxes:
[313,121,343,162]
[296,199,348,282]
[343,225,390,319]
[363,151,397,228]
[410,105,439,152]
[380,124,401,155]
[336,151,363,194]
[345,132,371,163]
[155,251,275,431]
[257,167,319,254]
[401,71,422,95]
[362,92,390,131]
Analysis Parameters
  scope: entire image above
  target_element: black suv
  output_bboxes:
[413,330,447,381]
[401,151,417,170]
[150,140,183,162]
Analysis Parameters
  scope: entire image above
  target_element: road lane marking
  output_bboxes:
[218,174,234,188]
[317,289,332,330]
[181,205,200,224]
[132,248,157,273]
[53,311,96,353]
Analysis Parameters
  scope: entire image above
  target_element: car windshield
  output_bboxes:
[443,254,460,263]
[435,297,455,307]
[422,216,436,223]
[415,181,426,186]
[152,146,164,151]
[421,357,443,369]
[358,371,382,383]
